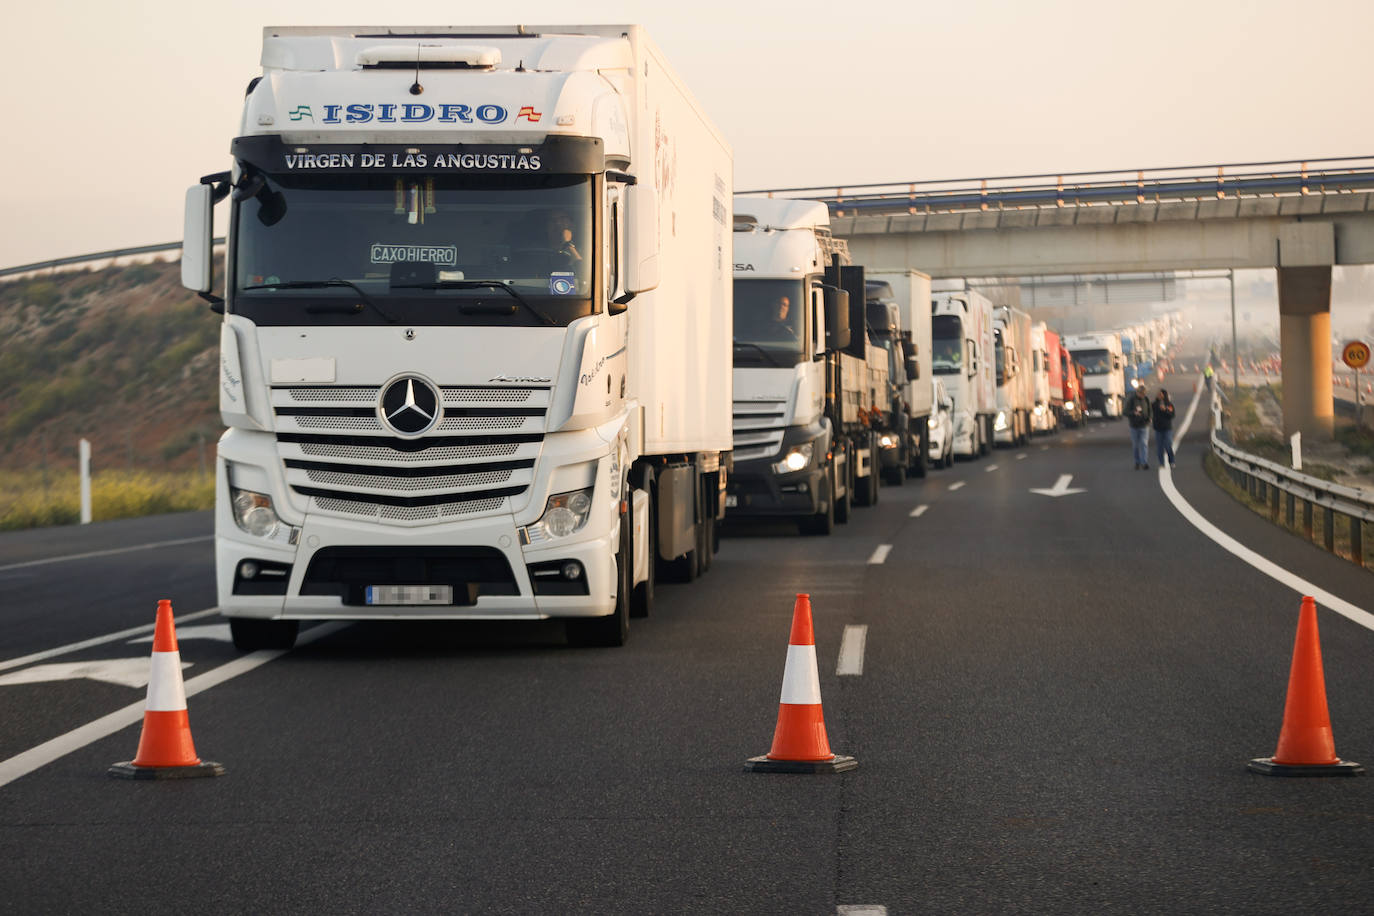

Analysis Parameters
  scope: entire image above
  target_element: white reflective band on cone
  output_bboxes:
[778,645,823,705]
[145,652,189,711]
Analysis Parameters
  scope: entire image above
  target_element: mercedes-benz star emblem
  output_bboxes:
[379,376,441,436]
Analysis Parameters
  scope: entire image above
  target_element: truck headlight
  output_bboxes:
[771,443,813,475]
[927,416,938,429]
[229,487,299,545]
[1064,400,1075,411]
[878,434,897,449]
[994,411,1008,431]
[522,488,595,543]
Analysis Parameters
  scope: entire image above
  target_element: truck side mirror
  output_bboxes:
[623,182,660,295]
[967,338,978,377]
[824,286,851,351]
[905,355,919,381]
[182,184,214,295]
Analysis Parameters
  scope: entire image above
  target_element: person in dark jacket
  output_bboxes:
[1126,386,1152,469]
[1153,388,1176,468]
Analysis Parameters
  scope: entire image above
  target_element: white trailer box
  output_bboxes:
[184,24,732,649]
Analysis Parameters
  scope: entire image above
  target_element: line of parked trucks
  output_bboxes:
[178,23,1179,651]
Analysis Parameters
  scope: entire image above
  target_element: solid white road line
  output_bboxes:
[985,464,999,472]
[0,607,222,674]
[836,625,868,676]
[0,622,346,789]
[0,535,214,573]
[1160,376,1373,634]
[909,504,929,518]
[867,545,892,565]
[948,481,966,491]
[837,907,887,915]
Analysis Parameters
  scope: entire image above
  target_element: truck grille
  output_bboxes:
[272,385,549,523]
[732,399,787,462]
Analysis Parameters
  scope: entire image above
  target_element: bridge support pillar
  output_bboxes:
[1277,265,1334,440]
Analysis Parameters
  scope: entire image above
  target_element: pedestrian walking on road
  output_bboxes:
[1153,389,1176,468]
[1126,386,1152,469]
[1203,364,1214,392]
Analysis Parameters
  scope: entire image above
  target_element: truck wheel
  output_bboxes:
[569,518,631,647]
[631,484,655,619]
[697,510,713,574]
[799,469,836,536]
[909,430,928,479]
[857,438,879,506]
[229,618,299,652]
[979,419,991,456]
[882,461,905,486]
[834,457,851,524]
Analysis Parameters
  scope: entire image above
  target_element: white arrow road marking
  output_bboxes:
[867,545,892,565]
[128,624,232,644]
[909,504,929,518]
[0,658,190,690]
[836,625,868,676]
[1029,474,1086,497]
[0,607,220,675]
[0,622,346,789]
[948,481,966,491]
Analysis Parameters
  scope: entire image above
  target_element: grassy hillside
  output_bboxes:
[0,259,223,482]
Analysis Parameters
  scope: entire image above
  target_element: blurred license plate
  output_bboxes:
[365,585,453,606]
[725,495,738,508]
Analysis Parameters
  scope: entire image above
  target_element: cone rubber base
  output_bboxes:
[1247,757,1364,777]
[108,760,225,780]
[745,754,857,774]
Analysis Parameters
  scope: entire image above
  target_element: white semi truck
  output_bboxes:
[1065,331,1125,418]
[867,270,932,483]
[725,196,885,535]
[931,286,996,458]
[180,25,733,649]
[992,305,1033,446]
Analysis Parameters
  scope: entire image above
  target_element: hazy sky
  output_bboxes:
[3,0,1372,267]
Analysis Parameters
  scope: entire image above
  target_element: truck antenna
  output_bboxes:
[409,42,423,95]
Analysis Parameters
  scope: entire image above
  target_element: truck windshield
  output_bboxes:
[232,172,594,327]
[1073,349,1113,374]
[931,315,963,375]
[733,279,806,366]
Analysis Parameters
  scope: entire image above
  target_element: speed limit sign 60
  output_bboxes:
[1343,340,1371,370]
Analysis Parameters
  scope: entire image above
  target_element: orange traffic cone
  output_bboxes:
[745,594,856,774]
[1248,597,1363,776]
[109,600,224,779]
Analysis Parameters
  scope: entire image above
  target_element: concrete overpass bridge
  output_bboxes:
[746,156,1374,440]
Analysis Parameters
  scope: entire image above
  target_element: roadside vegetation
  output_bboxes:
[0,259,222,530]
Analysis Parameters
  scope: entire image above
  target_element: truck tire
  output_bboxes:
[856,436,879,506]
[569,516,631,647]
[833,455,851,524]
[979,418,991,456]
[799,468,836,536]
[631,480,655,619]
[909,429,928,479]
[882,460,905,487]
[229,618,299,652]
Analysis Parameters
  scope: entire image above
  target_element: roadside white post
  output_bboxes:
[1290,432,1302,471]
[79,439,91,525]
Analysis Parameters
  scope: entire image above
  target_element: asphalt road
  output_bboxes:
[0,378,1371,915]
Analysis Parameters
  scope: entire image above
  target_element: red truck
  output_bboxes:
[1055,339,1086,428]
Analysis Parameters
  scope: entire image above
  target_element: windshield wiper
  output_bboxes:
[392,280,556,326]
[732,340,785,368]
[240,278,399,324]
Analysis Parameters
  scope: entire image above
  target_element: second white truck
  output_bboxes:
[1065,331,1126,418]
[931,286,996,458]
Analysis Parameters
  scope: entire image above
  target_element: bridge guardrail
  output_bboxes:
[0,239,225,280]
[744,155,1374,216]
[1208,389,1372,567]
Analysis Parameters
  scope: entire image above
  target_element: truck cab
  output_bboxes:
[1065,332,1125,418]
